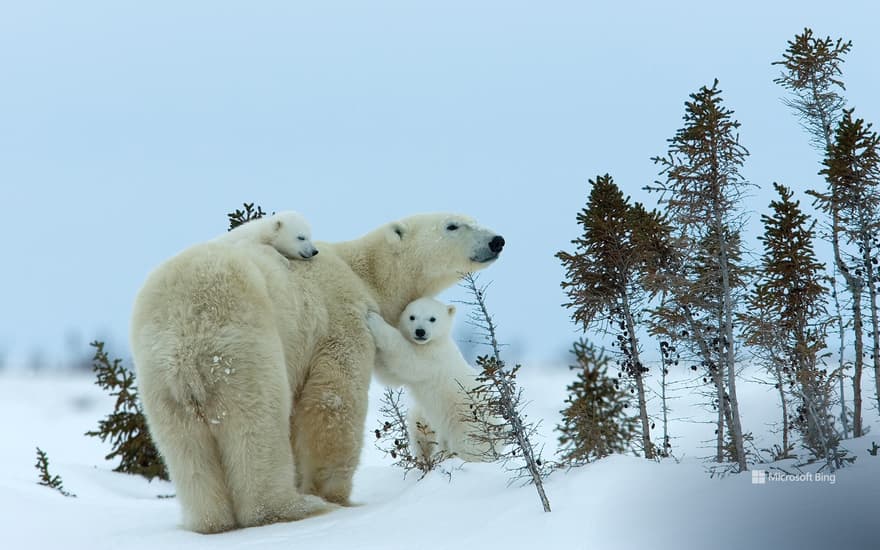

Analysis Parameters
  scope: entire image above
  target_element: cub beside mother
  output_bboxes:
[129,213,504,533]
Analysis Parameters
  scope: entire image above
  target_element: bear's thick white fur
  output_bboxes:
[368,297,498,462]
[213,210,319,261]
[130,213,503,533]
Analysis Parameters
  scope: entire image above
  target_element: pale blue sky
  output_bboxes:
[1,1,878,368]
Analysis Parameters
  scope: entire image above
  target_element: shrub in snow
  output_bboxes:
[85,341,168,481]
[557,339,638,465]
[374,387,452,478]
[34,447,75,498]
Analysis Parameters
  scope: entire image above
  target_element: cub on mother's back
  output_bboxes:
[214,211,319,261]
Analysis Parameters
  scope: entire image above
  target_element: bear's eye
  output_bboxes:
[297,236,306,241]
[446,224,459,231]
[410,315,415,321]
[429,317,436,323]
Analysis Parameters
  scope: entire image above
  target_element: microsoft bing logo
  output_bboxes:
[751,470,767,484]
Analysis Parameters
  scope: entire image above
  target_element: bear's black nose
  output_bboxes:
[489,235,505,253]
[415,328,426,338]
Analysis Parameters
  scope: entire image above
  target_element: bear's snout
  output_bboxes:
[489,235,505,253]
[415,328,426,339]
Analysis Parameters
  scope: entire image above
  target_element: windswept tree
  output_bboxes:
[775,28,855,437]
[821,111,880,416]
[648,80,750,472]
[461,274,551,512]
[742,183,842,468]
[773,28,851,150]
[557,174,673,459]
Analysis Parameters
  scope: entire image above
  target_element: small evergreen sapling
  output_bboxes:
[85,341,168,481]
[557,339,637,465]
[34,447,75,497]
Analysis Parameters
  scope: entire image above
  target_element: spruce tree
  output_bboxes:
[649,80,750,471]
[557,339,638,464]
[557,174,673,459]
[85,341,168,481]
[743,183,843,467]
[774,28,855,438]
[821,111,880,415]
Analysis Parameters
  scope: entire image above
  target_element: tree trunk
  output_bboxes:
[659,343,671,457]
[681,305,725,462]
[851,284,864,438]
[813,80,857,438]
[829,189,863,437]
[716,214,748,472]
[830,266,850,439]
[863,236,880,412]
[774,360,790,457]
[623,297,653,459]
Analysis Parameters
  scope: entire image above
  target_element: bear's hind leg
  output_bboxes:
[210,345,333,528]
[147,396,236,534]
[291,347,371,506]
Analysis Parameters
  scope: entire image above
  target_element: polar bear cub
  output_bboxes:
[368,297,498,462]
[215,211,319,260]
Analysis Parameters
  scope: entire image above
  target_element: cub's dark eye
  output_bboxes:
[410,315,415,321]
[429,317,436,323]
[446,224,459,231]
[297,236,306,241]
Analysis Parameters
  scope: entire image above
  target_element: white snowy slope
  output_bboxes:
[1,367,878,550]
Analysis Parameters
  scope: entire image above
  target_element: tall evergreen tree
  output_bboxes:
[557,174,672,459]
[557,339,638,464]
[821,111,880,415]
[649,80,750,471]
[743,183,842,467]
[775,28,855,437]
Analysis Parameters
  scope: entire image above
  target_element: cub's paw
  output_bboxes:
[366,312,397,346]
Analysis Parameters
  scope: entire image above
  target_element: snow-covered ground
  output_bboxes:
[2,366,878,550]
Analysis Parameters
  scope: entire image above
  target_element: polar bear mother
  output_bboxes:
[129,213,504,533]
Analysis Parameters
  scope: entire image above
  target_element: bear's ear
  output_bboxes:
[447,304,456,317]
[386,222,406,244]
[273,219,283,233]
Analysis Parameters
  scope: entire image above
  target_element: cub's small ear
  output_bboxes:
[447,304,456,316]
[273,219,284,233]
[386,222,406,244]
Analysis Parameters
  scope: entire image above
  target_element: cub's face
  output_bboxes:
[273,212,319,260]
[398,298,456,345]
[384,213,505,284]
